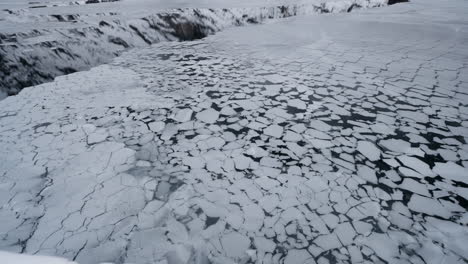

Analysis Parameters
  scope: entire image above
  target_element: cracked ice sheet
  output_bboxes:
[1,0,468,263]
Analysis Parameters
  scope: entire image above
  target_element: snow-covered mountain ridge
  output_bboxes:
[0,0,389,97]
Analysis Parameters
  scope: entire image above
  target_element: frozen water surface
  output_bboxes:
[1,0,468,263]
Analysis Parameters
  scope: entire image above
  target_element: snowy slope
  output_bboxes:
[1,0,467,263]
[0,0,388,96]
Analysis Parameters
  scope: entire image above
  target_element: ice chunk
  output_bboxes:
[264,74,288,84]
[348,246,363,262]
[221,232,250,258]
[254,237,276,252]
[221,106,236,116]
[357,165,377,184]
[397,156,434,176]
[206,137,226,149]
[400,178,431,197]
[87,129,108,144]
[309,120,331,132]
[286,142,307,156]
[307,138,333,149]
[148,121,165,132]
[255,177,279,190]
[245,145,268,158]
[362,233,399,262]
[288,99,307,110]
[334,222,355,245]
[398,110,429,123]
[408,194,450,218]
[234,155,253,170]
[379,139,411,153]
[260,157,281,168]
[283,131,302,141]
[283,249,315,264]
[314,234,341,251]
[174,108,193,122]
[242,203,265,231]
[259,194,279,213]
[433,162,467,182]
[264,124,284,138]
[166,244,192,264]
[196,108,219,124]
[183,156,205,169]
[357,141,381,161]
[82,124,96,134]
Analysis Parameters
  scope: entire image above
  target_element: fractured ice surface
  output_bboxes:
[0,0,468,263]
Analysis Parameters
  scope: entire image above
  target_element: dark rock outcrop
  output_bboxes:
[388,0,409,5]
